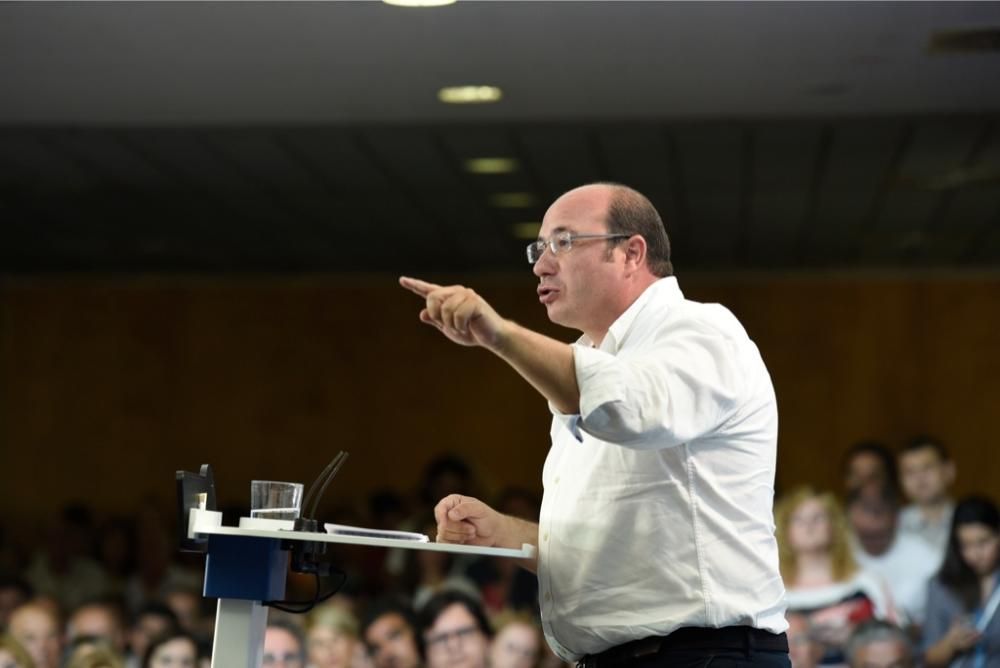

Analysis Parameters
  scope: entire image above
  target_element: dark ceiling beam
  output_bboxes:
[660,125,689,265]
[794,124,834,263]
[848,122,915,264]
[350,130,461,265]
[736,125,755,267]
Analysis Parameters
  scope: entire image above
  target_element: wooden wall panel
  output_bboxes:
[1,274,997,534]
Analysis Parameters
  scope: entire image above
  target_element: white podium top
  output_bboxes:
[189,509,535,559]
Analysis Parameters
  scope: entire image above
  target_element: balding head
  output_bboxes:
[550,183,672,277]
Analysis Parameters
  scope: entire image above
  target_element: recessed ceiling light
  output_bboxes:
[464,157,519,174]
[489,192,536,208]
[438,86,503,104]
[383,0,456,6]
[511,222,542,240]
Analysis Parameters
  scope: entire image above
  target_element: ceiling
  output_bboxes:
[2,1,1000,274]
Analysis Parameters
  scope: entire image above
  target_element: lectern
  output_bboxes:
[177,465,535,668]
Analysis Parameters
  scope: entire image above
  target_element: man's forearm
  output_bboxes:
[499,514,541,573]
[493,321,580,414]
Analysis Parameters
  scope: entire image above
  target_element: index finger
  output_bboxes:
[399,276,441,298]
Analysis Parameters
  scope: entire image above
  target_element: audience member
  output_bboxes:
[0,578,33,630]
[7,603,60,668]
[897,436,955,559]
[786,613,823,668]
[360,597,421,668]
[307,603,363,668]
[67,600,128,656]
[127,603,179,668]
[263,620,306,668]
[843,443,897,497]
[63,636,122,668]
[23,505,109,612]
[160,589,203,636]
[846,483,939,627]
[922,495,1000,668]
[844,620,914,668]
[775,487,895,665]
[141,631,197,668]
[417,591,491,668]
[488,611,542,668]
[0,633,35,668]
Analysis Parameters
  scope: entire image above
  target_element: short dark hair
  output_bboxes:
[360,595,422,657]
[599,183,673,277]
[899,434,950,461]
[416,590,492,641]
[842,441,898,489]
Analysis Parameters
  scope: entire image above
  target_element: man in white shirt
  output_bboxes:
[846,483,941,628]
[400,183,789,668]
[896,435,955,559]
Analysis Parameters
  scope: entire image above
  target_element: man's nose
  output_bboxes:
[532,251,555,277]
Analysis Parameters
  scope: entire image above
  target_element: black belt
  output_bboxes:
[577,627,789,668]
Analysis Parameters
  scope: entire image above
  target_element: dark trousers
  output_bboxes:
[623,647,790,668]
[577,627,790,668]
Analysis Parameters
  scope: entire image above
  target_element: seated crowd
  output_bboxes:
[0,440,997,668]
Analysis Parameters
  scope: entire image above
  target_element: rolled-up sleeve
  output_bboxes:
[568,321,745,449]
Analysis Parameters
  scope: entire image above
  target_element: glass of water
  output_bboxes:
[250,480,303,520]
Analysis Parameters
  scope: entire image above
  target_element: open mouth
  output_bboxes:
[537,285,559,304]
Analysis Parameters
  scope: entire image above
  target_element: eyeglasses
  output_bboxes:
[526,231,629,264]
[424,625,482,650]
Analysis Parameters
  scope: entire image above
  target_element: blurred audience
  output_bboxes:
[896,436,955,559]
[846,483,939,627]
[7,603,60,668]
[306,603,364,668]
[1,446,995,668]
[775,487,895,665]
[67,600,127,657]
[842,442,898,498]
[0,578,32,630]
[786,612,824,668]
[0,633,35,668]
[844,620,914,668]
[127,603,179,668]
[360,597,422,668]
[417,591,491,668]
[141,630,198,668]
[488,611,542,668]
[922,495,1000,668]
[264,620,306,668]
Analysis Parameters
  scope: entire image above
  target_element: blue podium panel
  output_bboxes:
[204,534,288,601]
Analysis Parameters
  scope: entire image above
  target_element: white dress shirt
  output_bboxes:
[537,277,788,661]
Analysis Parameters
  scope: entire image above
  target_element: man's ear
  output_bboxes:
[624,235,647,271]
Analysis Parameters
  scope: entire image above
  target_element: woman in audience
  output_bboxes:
[923,495,1000,668]
[488,611,541,668]
[141,631,198,668]
[307,604,366,668]
[775,486,896,666]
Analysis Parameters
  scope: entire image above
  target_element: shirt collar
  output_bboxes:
[577,277,684,352]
